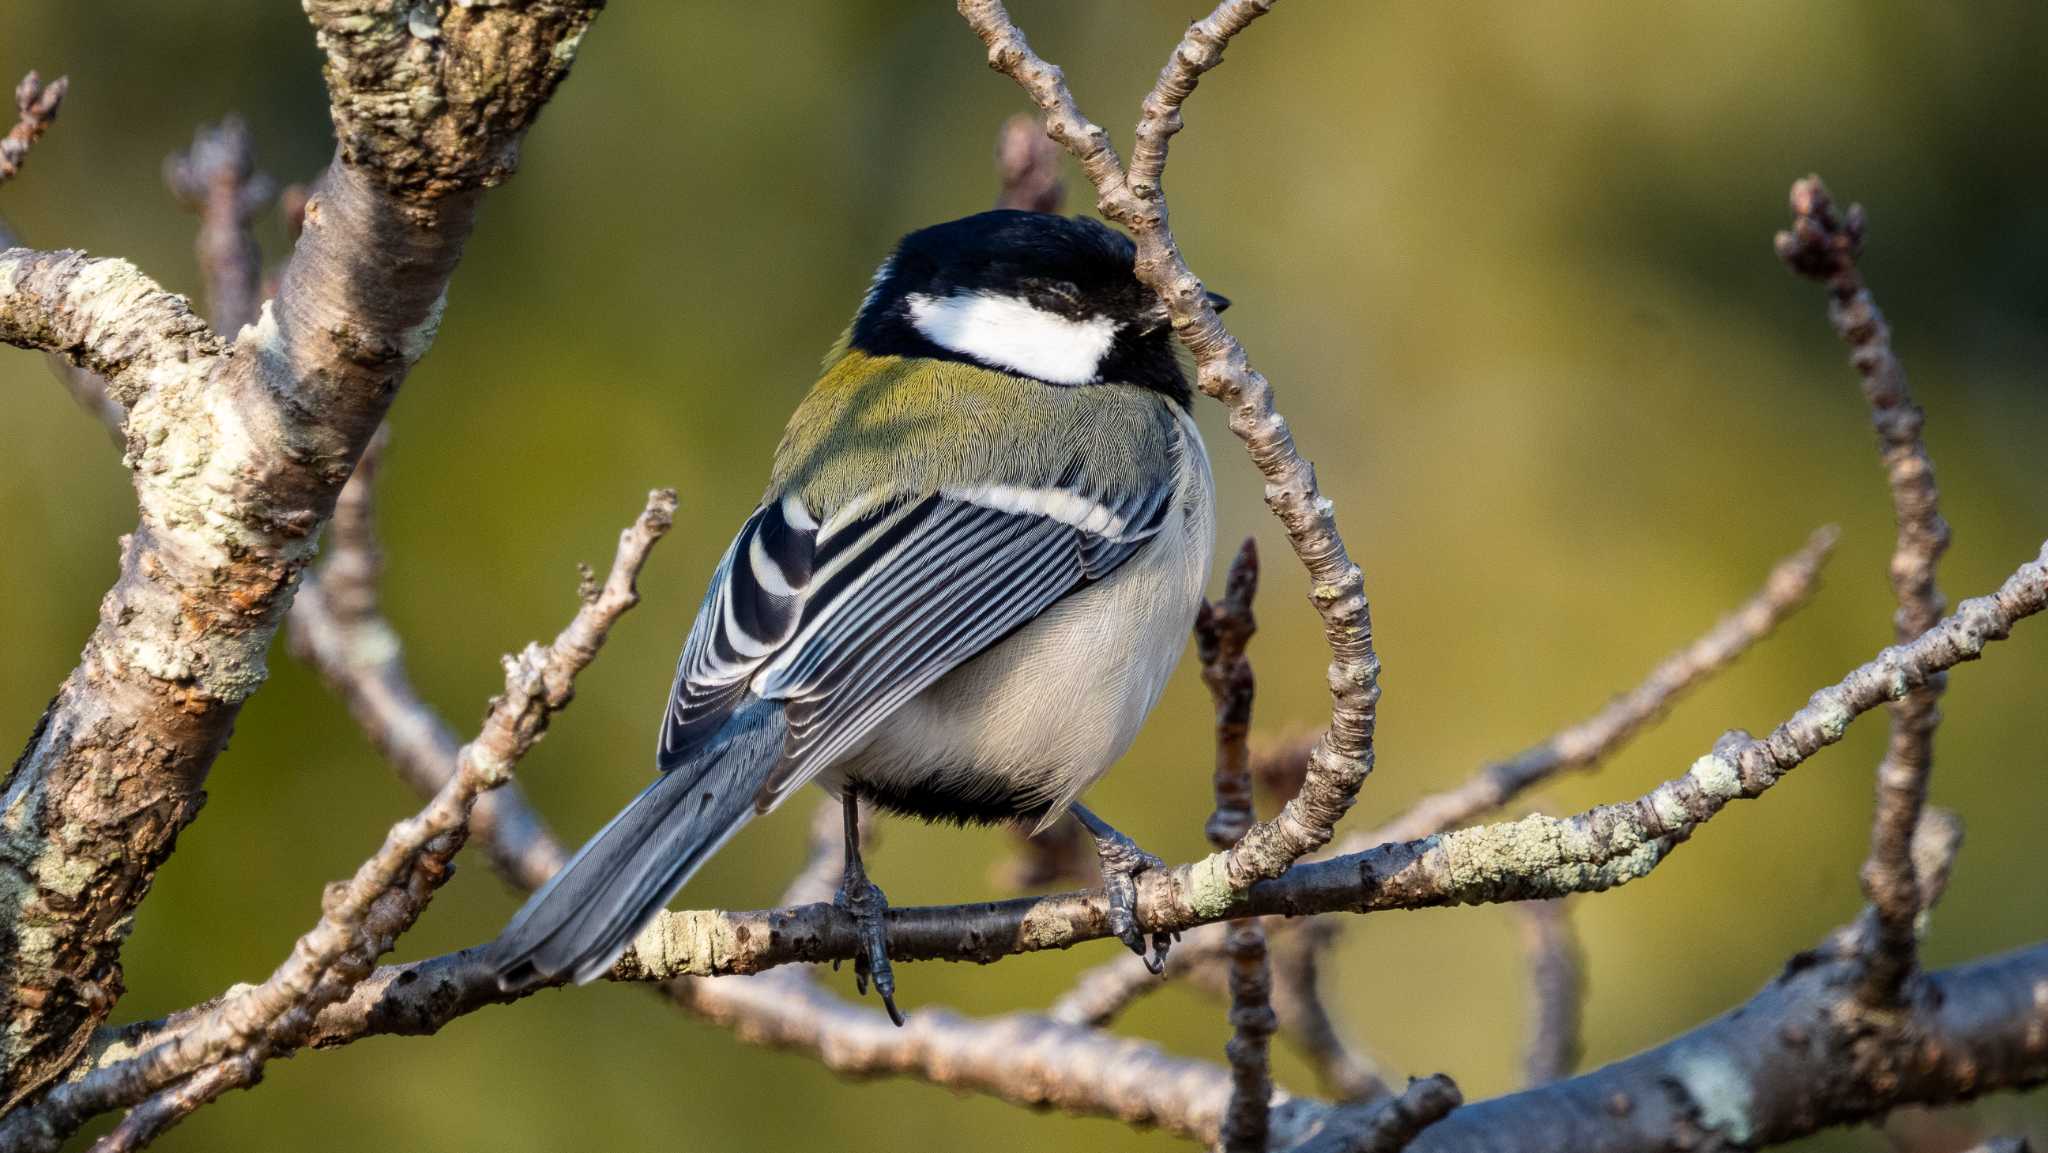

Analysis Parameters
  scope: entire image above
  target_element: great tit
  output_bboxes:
[489,210,1222,1022]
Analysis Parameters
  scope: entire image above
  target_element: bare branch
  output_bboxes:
[1220,919,1277,1153]
[1777,174,1952,1006]
[1298,1075,1462,1153]
[1054,922,1388,1102]
[164,117,274,335]
[1266,923,1389,1103]
[1049,924,1227,1027]
[0,247,219,408]
[0,71,65,188]
[959,0,1383,901]
[669,972,1323,1149]
[287,432,569,893]
[1907,805,1964,914]
[89,1055,255,1153]
[1194,536,1274,1153]
[1200,538,1261,846]
[0,0,606,1098]
[5,492,674,1152]
[1344,526,1836,850]
[116,540,2035,1054]
[1513,900,1583,1087]
[0,75,130,444]
[1405,943,2048,1153]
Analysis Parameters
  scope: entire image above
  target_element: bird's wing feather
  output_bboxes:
[658,478,1175,808]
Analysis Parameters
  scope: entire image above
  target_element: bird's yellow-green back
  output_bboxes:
[769,349,1178,518]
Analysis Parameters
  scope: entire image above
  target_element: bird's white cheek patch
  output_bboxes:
[906,291,1117,385]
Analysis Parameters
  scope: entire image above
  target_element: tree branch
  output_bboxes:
[1195,538,1279,1153]
[1405,942,2048,1153]
[164,117,274,336]
[0,247,218,409]
[959,0,1385,901]
[0,72,65,188]
[1299,1075,1461,1153]
[287,431,569,892]
[1776,175,1952,1007]
[1513,900,1583,1088]
[0,0,605,1100]
[0,73,131,442]
[86,541,2037,1077]
[5,490,674,1152]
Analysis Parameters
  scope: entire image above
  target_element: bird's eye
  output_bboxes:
[1033,279,1083,312]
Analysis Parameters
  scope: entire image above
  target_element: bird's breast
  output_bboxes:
[829,406,1215,827]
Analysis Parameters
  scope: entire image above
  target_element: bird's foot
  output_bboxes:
[1073,805,1173,973]
[835,868,903,1025]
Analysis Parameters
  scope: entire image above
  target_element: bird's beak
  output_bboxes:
[1139,288,1232,334]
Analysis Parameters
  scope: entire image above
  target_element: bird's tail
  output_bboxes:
[488,700,787,989]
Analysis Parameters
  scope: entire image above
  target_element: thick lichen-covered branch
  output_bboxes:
[1776,175,1951,1007]
[959,0,1384,898]
[0,247,219,410]
[0,0,606,1103]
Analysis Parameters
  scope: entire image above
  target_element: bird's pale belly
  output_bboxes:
[822,415,1215,828]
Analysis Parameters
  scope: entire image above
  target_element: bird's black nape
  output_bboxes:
[849,210,1213,406]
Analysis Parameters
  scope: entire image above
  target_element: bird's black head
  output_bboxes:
[848,210,1227,406]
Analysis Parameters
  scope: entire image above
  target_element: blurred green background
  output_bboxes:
[4,2,2046,1150]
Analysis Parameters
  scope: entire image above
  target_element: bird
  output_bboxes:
[488,209,1222,1023]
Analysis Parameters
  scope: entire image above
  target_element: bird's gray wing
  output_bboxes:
[657,478,1177,809]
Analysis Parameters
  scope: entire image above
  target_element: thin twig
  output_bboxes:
[1200,538,1261,845]
[1196,537,1273,1152]
[88,537,2031,1151]
[489,544,2048,976]
[88,1055,257,1153]
[0,71,66,187]
[0,73,128,446]
[1300,1075,1462,1153]
[5,491,676,1153]
[1265,924,1388,1102]
[960,0,1383,899]
[1776,175,1951,1006]
[288,432,570,892]
[1513,900,1583,1087]
[1049,923,1229,1026]
[1221,920,1277,1153]
[164,116,275,335]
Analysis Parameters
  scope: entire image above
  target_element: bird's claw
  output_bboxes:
[1093,829,1170,973]
[836,872,904,1026]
